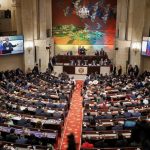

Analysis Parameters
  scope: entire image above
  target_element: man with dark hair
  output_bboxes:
[32,64,39,74]
[67,133,76,150]
[131,120,150,149]
[6,128,18,142]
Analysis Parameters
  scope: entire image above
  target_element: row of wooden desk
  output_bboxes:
[54,55,108,64]
[54,65,110,75]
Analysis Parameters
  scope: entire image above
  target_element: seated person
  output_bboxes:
[6,128,18,142]
[67,51,73,55]
[112,122,123,130]
[95,124,106,131]
[53,109,61,118]
[81,139,94,148]
[35,121,42,129]
[123,109,132,118]
[24,119,33,128]
[27,134,39,145]
[15,134,28,144]
[95,50,99,56]
[0,115,4,123]
[92,60,97,66]
[132,109,141,117]
[17,116,27,126]
[36,106,44,115]
[116,133,128,147]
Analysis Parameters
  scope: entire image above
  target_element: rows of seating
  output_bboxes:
[0,69,75,149]
[81,72,150,149]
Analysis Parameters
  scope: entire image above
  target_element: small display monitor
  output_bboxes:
[0,35,24,55]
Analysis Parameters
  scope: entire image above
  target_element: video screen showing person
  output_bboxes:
[141,37,150,56]
[141,41,147,56]
[146,40,150,56]
[0,35,24,55]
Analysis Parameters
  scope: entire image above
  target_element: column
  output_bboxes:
[46,0,52,37]
[21,0,35,71]
[15,0,22,34]
[33,0,39,40]
[126,0,134,40]
[117,0,128,40]
[143,0,150,36]
[11,0,17,31]
[130,0,146,68]
[39,0,47,39]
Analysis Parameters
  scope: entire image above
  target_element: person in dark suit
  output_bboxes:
[112,122,123,130]
[6,128,18,142]
[78,46,86,55]
[134,65,139,77]
[51,56,56,65]
[95,50,99,56]
[67,133,76,150]
[35,106,44,115]
[116,133,128,147]
[118,65,122,76]
[15,135,28,144]
[17,117,27,126]
[95,125,106,131]
[0,115,4,123]
[24,119,33,128]
[27,134,39,145]
[113,65,116,76]
[3,38,18,54]
[132,110,141,117]
[32,64,39,74]
[35,99,45,107]
[123,109,132,118]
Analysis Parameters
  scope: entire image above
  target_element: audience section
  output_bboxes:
[81,72,150,149]
[0,69,75,149]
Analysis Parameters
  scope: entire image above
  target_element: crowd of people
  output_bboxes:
[0,62,150,150]
[55,49,111,67]
[0,68,75,149]
[81,69,150,149]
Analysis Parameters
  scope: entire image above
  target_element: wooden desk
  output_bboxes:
[55,55,108,64]
[54,65,110,75]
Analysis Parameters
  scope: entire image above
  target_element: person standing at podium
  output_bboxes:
[78,46,86,55]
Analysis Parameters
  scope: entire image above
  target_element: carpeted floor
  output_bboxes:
[59,80,83,150]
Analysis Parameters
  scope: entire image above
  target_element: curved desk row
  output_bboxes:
[54,65,110,75]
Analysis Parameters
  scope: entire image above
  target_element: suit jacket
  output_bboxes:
[112,125,123,130]
[6,134,18,142]
[3,42,16,51]
[36,108,44,115]
[17,119,27,126]
[15,137,28,144]
[123,112,132,118]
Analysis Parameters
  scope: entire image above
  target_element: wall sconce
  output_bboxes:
[133,49,139,55]
[46,44,51,50]
[132,42,141,55]
[25,41,33,54]
[27,47,31,53]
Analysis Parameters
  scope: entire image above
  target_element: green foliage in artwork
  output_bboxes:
[53,24,104,43]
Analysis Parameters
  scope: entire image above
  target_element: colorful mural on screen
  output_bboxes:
[52,0,117,45]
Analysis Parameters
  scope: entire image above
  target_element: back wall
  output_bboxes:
[52,0,117,53]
